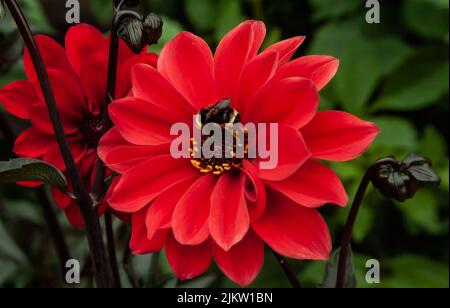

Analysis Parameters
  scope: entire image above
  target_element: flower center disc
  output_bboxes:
[191,99,247,176]
[80,114,104,148]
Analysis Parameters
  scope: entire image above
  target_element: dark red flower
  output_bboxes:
[99,21,380,286]
[0,24,158,227]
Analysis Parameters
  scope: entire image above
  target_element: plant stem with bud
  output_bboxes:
[336,157,409,288]
[4,0,113,288]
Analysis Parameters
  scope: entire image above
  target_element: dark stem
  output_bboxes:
[272,250,302,288]
[336,158,397,288]
[35,187,71,280]
[105,211,121,288]
[0,112,15,150]
[4,0,113,288]
[90,14,117,202]
[91,2,136,202]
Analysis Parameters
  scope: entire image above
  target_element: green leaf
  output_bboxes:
[0,219,28,264]
[322,246,357,288]
[420,126,447,165]
[398,189,444,235]
[87,0,113,24]
[309,0,361,22]
[370,116,418,151]
[215,0,246,42]
[262,27,282,50]
[309,20,382,113]
[352,206,375,243]
[335,39,380,113]
[0,259,17,286]
[371,49,449,112]
[20,0,53,33]
[372,37,413,77]
[0,158,67,191]
[384,255,449,288]
[404,0,449,40]
[186,0,216,32]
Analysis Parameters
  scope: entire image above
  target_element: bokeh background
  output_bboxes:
[0,0,448,288]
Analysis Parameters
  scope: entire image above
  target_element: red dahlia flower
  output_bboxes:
[99,21,380,286]
[0,24,158,227]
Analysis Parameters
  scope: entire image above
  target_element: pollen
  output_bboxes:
[190,99,247,176]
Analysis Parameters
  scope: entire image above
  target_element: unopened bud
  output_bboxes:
[372,154,441,202]
[117,12,163,54]
[117,17,144,53]
[142,13,163,45]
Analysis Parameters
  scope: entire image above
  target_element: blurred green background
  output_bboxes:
[0,0,448,288]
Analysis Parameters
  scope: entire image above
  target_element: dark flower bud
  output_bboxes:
[142,13,163,45]
[117,17,144,54]
[372,154,441,202]
[116,12,163,54]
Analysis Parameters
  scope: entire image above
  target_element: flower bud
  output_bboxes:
[142,13,163,45]
[116,12,163,54]
[117,17,144,54]
[371,154,441,202]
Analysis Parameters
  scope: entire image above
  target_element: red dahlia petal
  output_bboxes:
[172,174,217,246]
[65,24,107,75]
[109,97,180,146]
[0,80,39,119]
[65,202,85,228]
[108,156,198,213]
[27,103,56,134]
[13,127,55,158]
[215,21,266,101]
[165,232,212,281]
[261,36,305,67]
[117,53,159,98]
[27,102,84,135]
[79,52,108,115]
[32,69,86,133]
[51,186,71,209]
[158,32,216,109]
[236,50,279,111]
[242,77,319,130]
[146,178,195,240]
[267,159,348,208]
[212,230,264,287]
[98,128,170,174]
[253,125,311,181]
[130,206,167,255]
[240,160,267,222]
[302,111,380,162]
[275,55,340,91]
[131,64,196,119]
[43,138,86,171]
[24,35,76,81]
[210,172,249,251]
[252,190,331,260]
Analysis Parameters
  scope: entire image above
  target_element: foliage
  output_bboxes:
[0,0,448,288]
